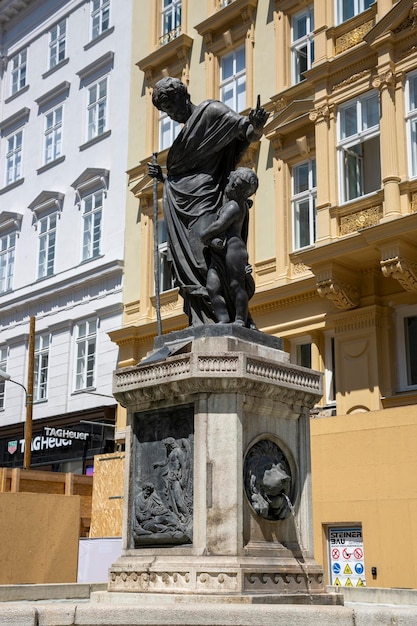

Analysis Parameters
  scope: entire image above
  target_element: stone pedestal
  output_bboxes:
[109,326,327,599]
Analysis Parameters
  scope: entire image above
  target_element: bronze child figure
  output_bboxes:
[201,167,258,327]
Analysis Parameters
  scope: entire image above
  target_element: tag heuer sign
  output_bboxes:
[7,440,17,455]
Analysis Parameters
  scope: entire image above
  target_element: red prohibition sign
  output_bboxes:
[342,548,351,559]
[332,548,340,559]
[354,548,363,559]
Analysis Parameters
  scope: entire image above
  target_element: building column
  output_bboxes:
[373,69,401,222]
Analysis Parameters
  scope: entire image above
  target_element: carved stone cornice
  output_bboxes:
[317,278,360,310]
[113,350,322,411]
[393,1,417,33]
[378,239,417,293]
[138,34,193,83]
[313,262,360,310]
[381,256,417,292]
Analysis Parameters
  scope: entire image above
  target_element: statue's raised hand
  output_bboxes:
[248,95,269,130]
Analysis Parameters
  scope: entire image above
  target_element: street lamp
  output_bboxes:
[0,369,29,403]
[0,368,33,469]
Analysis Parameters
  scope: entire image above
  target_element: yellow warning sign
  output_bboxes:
[356,578,365,587]
[334,577,341,586]
[344,563,353,575]
[345,578,353,587]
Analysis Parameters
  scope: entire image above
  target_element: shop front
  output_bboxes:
[0,407,116,474]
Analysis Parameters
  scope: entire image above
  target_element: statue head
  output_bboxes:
[226,167,259,200]
[152,77,191,123]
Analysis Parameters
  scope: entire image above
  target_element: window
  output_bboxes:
[87,77,108,140]
[337,0,374,24]
[158,220,174,292]
[10,49,27,95]
[44,106,63,164]
[292,7,314,84]
[404,315,417,387]
[159,110,181,151]
[34,334,49,402]
[82,190,103,261]
[49,19,66,69]
[161,0,181,44]
[6,130,23,185]
[292,159,316,250]
[37,213,57,279]
[0,347,7,410]
[75,319,97,390]
[0,232,16,293]
[338,92,380,203]
[406,72,417,179]
[220,46,246,113]
[296,343,312,368]
[396,306,417,391]
[91,0,110,40]
[324,334,336,406]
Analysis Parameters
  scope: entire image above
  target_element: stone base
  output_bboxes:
[112,328,327,605]
[94,590,343,607]
[108,555,326,596]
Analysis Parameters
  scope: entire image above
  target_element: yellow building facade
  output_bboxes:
[111,0,417,589]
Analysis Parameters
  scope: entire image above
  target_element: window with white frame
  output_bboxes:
[159,109,181,151]
[75,319,97,390]
[324,334,336,406]
[0,232,16,293]
[10,49,27,95]
[220,46,246,113]
[44,106,63,164]
[91,0,110,40]
[292,6,314,85]
[406,71,417,179]
[0,346,7,410]
[396,306,417,390]
[161,0,181,45]
[157,220,174,292]
[49,19,66,69]
[82,190,103,261]
[34,334,49,402]
[87,77,108,140]
[296,342,312,368]
[337,0,374,24]
[292,158,316,250]
[37,213,57,279]
[6,130,23,186]
[338,91,381,203]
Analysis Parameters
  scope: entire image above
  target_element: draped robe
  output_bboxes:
[163,99,250,325]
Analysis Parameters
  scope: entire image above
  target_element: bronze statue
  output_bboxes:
[201,167,258,327]
[148,78,268,326]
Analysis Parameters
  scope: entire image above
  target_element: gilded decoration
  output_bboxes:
[335,19,374,55]
[339,206,382,235]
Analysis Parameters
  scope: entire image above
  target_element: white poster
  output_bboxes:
[328,526,366,587]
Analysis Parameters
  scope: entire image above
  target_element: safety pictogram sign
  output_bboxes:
[328,526,366,588]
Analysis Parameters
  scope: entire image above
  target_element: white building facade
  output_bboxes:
[0,0,132,472]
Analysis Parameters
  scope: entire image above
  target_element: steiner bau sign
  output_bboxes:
[328,526,366,588]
